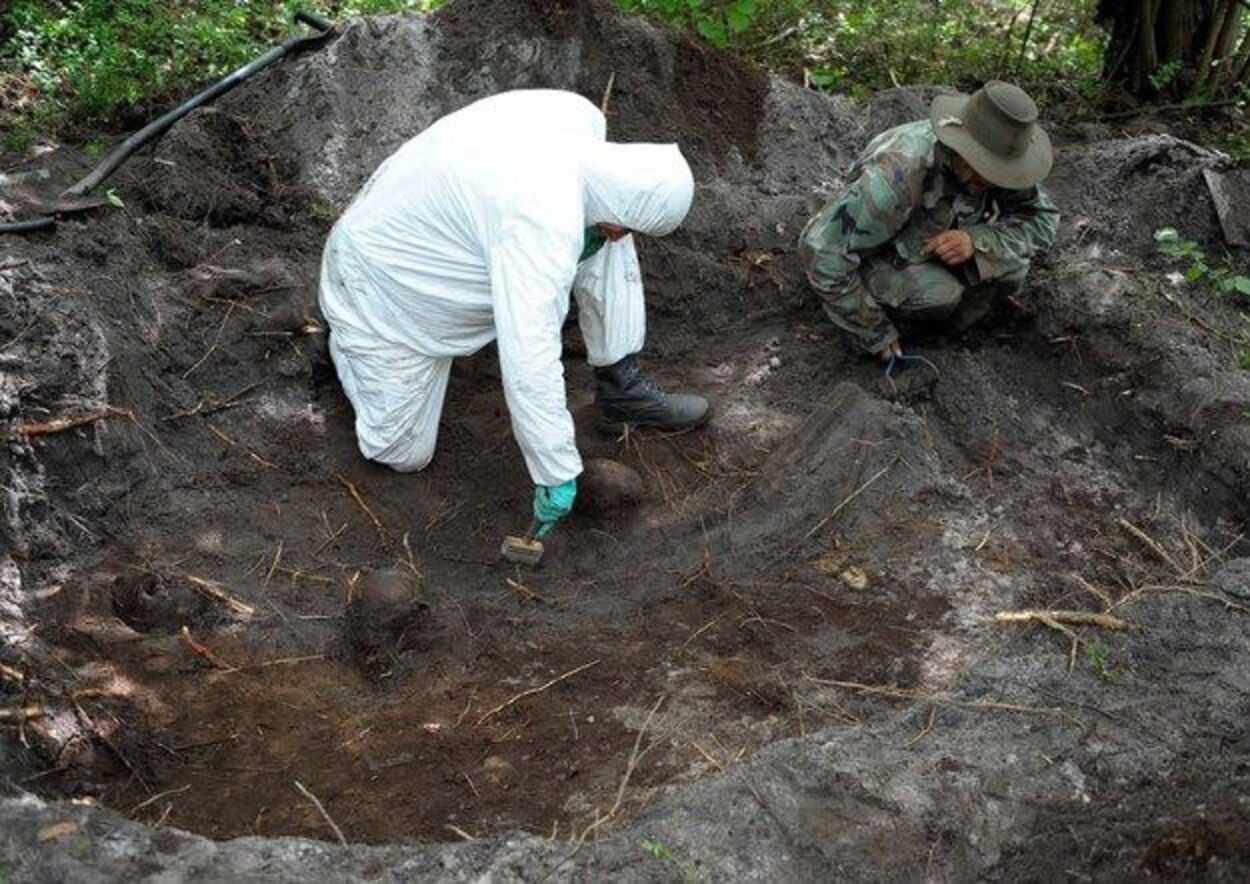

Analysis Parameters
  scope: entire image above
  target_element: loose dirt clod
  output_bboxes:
[578,457,645,514]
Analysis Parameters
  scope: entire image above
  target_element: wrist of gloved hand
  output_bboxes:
[533,479,578,538]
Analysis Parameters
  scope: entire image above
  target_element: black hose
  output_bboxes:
[0,10,336,236]
[0,217,56,235]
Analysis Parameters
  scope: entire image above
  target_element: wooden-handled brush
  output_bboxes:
[500,519,545,565]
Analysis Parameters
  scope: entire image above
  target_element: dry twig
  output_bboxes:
[477,660,601,726]
[18,405,134,437]
[906,706,937,747]
[183,302,235,379]
[184,574,255,618]
[293,779,348,846]
[994,610,1130,631]
[600,70,616,114]
[803,675,1083,727]
[336,474,388,542]
[565,694,666,864]
[264,541,284,587]
[129,784,191,815]
[160,379,265,422]
[0,662,25,686]
[180,626,232,669]
[1118,518,1185,573]
[800,467,890,550]
[220,654,326,675]
[0,705,44,724]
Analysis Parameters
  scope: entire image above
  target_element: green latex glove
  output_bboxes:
[579,225,607,263]
[533,479,577,538]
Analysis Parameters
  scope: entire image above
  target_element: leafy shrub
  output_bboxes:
[617,0,1105,98]
[1155,227,1250,298]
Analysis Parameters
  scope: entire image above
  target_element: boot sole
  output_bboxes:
[595,410,711,436]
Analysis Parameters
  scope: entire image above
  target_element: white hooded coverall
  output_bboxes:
[318,89,694,487]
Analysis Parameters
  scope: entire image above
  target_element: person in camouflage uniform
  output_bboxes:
[800,81,1060,359]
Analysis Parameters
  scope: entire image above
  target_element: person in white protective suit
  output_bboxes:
[318,89,710,538]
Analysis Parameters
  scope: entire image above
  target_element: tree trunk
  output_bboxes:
[1096,0,1241,97]
[1204,0,1244,94]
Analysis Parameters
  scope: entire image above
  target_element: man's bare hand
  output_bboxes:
[923,230,974,266]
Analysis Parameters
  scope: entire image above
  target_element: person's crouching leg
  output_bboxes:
[330,334,453,472]
[953,264,1028,330]
[573,236,710,435]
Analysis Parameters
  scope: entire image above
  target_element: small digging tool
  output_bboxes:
[501,520,545,566]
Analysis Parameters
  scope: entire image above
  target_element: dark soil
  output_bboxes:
[2,0,1249,877]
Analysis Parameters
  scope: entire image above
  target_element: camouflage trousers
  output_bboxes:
[821,253,1028,347]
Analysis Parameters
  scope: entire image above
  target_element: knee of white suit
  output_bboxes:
[359,427,437,473]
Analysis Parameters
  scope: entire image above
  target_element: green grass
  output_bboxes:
[641,837,677,861]
[1087,642,1123,684]
[0,1,444,141]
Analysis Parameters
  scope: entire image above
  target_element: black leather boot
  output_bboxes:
[594,355,710,434]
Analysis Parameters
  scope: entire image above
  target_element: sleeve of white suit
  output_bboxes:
[490,216,584,488]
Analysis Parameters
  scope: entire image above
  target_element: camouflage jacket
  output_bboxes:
[799,119,1060,352]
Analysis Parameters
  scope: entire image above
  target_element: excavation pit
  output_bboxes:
[2,0,1249,878]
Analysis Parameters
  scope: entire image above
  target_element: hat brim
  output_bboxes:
[930,93,1053,190]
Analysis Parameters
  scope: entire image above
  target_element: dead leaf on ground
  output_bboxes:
[37,819,82,842]
[810,551,846,575]
[840,566,870,591]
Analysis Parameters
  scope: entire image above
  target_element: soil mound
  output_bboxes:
[2,0,1249,879]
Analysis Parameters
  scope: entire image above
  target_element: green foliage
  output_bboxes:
[1155,228,1250,369]
[0,0,445,138]
[1154,228,1250,299]
[1154,227,1209,280]
[641,837,676,862]
[617,0,1104,98]
[1147,59,1183,92]
[616,0,775,48]
[1086,642,1122,684]
[1221,134,1250,162]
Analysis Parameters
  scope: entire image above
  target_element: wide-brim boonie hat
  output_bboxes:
[930,81,1053,190]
